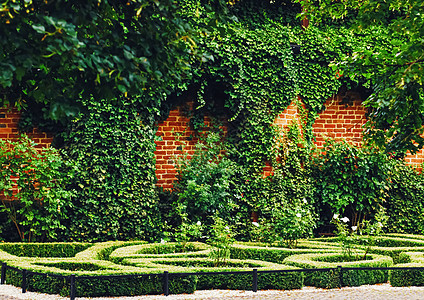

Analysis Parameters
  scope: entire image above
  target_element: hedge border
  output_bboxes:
[283,252,393,288]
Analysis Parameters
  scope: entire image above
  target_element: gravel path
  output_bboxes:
[3,284,424,300]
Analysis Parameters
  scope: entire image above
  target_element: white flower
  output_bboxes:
[351,226,358,231]
[333,214,339,219]
[160,238,166,244]
[196,221,202,226]
[377,222,383,227]
[303,198,308,204]
[341,217,350,223]
[252,222,260,227]
[296,213,302,218]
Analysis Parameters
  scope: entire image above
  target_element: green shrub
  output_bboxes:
[196,271,304,291]
[173,132,238,231]
[0,135,72,242]
[60,99,161,242]
[390,265,424,287]
[312,140,392,227]
[283,253,393,288]
[5,267,196,297]
[0,242,91,258]
[230,243,339,264]
[385,163,424,235]
[109,242,210,261]
[245,122,317,247]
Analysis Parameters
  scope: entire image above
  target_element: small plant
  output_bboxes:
[332,214,358,260]
[358,206,389,260]
[208,216,234,267]
[332,206,389,261]
[173,203,203,252]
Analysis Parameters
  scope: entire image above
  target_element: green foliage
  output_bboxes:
[5,267,196,297]
[196,271,304,291]
[312,139,392,225]
[208,217,234,267]
[385,163,424,235]
[199,22,296,172]
[0,0,226,121]
[390,268,424,287]
[0,242,90,258]
[297,0,424,154]
[173,132,238,228]
[248,122,317,247]
[332,207,389,261]
[60,99,160,242]
[172,203,203,249]
[0,135,71,241]
[283,253,392,288]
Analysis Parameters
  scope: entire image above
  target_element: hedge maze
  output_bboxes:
[2,235,424,297]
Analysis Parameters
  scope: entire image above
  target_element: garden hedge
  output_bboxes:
[4,237,424,297]
[0,241,304,296]
[230,242,340,264]
[283,252,393,288]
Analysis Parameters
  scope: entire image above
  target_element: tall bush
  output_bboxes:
[0,135,70,241]
[173,132,238,233]
[60,99,160,242]
[250,121,317,246]
[312,140,391,226]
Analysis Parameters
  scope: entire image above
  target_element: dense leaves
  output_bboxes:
[173,132,238,229]
[312,140,392,226]
[297,0,424,154]
[0,0,214,121]
[0,135,71,241]
[60,99,160,242]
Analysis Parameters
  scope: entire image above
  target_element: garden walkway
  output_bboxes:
[2,283,424,300]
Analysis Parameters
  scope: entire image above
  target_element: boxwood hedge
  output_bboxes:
[3,236,424,297]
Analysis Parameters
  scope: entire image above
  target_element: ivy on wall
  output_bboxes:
[59,98,161,242]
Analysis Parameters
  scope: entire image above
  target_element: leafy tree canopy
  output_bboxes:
[296,0,424,154]
[0,0,223,121]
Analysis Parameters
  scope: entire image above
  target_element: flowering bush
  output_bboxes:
[312,139,392,227]
[332,206,389,261]
[249,122,317,248]
[174,132,237,229]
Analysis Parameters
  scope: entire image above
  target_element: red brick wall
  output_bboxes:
[0,107,53,148]
[312,93,367,148]
[154,103,223,190]
[2,95,424,190]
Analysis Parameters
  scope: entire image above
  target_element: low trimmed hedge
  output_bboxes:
[0,242,91,258]
[5,237,424,296]
[4,267,196,297]
[389,252,424,287]
[109,242,210,263]
[283,252,393,288]
[312,235,424,248]
[1,241,303,296]
[230,243,340,264]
